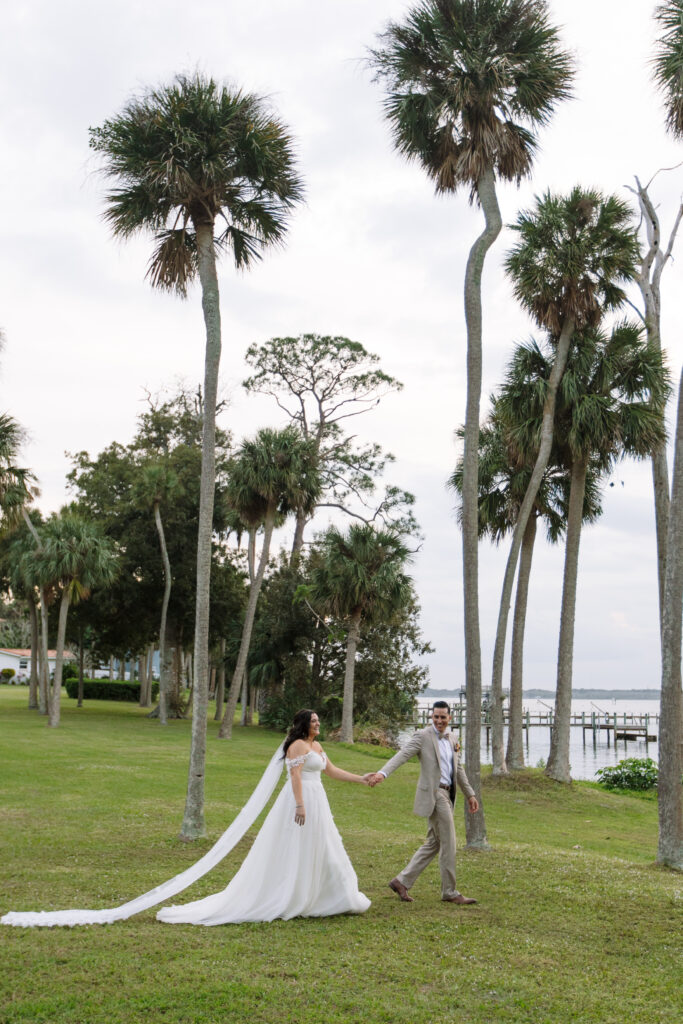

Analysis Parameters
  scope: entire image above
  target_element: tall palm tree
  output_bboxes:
[502,326,669,781]
[370,0,573,845]
[90,74,304,838]
[0,411,42,709]
[308,524,413,743]
[33,513,118,727]
[449,408,602,770]
[133,464,184,722]
[0,414,36,530]
[486,189,640,775]
[650,0,683,868]
[218,427,321,740]
[1,521,42,710]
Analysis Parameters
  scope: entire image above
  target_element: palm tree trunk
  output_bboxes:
[154,501,172,726]
[77,629,85,708]
[27,598,39,709]
[109,655,114,681]
[180,215,221,837]
[340,608,362,743]
[239,669,249,726]
[291,512,307,559]
[462,164,502,845]
[546,456,588,782]
[49,588,71,728]
[657,369,683,869]
[214,637,226,721]
[38,590,49,716]
[490,316,575,776]
[20,508,49,716]
[138,651,148,707]
[311,624,323,704]
[219,511,275,740]
[506,513,537,771]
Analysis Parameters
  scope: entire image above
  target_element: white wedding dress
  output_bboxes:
[158,750,370,924]
[1,746,369,928]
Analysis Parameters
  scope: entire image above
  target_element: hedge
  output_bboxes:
[65,679,159,702]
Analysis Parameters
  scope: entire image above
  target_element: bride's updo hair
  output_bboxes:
[283,709,316,757]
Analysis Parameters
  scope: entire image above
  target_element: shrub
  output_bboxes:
[596,757,658,791]
[1,668,16,681]
[64,678,159,703]
[62,663,79,681]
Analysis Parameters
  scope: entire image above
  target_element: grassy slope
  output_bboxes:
[0,687,680,1024]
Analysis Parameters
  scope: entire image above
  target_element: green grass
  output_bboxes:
[0,686,680,1024]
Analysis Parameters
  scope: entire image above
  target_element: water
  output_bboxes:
[409,698,660,781]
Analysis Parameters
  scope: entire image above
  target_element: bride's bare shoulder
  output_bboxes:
[286,739,309,759]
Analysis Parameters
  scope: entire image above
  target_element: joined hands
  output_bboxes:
[363,772,384,787]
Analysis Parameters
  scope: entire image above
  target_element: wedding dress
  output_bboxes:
[158,750,370,924]
[1,745,369,928]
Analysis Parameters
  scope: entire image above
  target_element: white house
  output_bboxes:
[0,648,74,682]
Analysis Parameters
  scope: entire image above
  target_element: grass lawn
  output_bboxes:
[0,686,680,1024]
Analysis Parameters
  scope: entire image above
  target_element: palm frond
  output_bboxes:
[369,0,574,199]
[653,2,683,137]
[89,73,304,282]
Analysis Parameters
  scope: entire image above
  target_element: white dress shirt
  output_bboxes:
[434,726,453,786]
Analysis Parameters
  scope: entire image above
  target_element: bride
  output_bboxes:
[1,710,371,927]
[159,709,371,924]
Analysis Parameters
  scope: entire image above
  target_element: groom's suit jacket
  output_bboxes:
[379,728,475,818]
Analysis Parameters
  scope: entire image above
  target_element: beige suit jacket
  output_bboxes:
[379,727,475,818]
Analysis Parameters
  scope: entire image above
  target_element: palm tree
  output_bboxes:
[486,189,640,775]
[0,411,43,709]
[33,512,118,727]
[1,521,42,710]
[308,524,413,743]
[370,0,573,845]
[218,427,321,741]
[133,464,184,723]
[449,408,602,770]
[90,73,304,838]
[502,325,669,782]
[0,414,37,530]
[648,0,683,868]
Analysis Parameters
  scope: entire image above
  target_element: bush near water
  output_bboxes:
[596,757,659,791]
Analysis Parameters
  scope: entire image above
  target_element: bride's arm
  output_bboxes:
[286,741,307,825]
[322,751,371,784]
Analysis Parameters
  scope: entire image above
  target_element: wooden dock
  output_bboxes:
[412,706,658,743]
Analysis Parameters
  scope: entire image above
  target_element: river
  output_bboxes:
[407,697,661,781]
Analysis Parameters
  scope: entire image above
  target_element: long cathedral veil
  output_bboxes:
[1,742,286,928]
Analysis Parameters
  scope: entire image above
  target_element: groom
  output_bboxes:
[368,701,479,905]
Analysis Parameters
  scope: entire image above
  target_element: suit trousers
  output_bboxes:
[396,788,459,899]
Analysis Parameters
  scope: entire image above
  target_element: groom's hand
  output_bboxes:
[467,795,479,813]
[367,773,384,787]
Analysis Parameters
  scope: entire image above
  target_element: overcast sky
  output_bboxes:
[1,0,681,693]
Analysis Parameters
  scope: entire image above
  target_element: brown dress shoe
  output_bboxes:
[388,878,414,902]
[442,893,477,905]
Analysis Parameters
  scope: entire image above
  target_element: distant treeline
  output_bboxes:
[422,688,661,701]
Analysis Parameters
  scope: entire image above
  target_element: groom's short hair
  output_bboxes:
[432,700,450,712]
